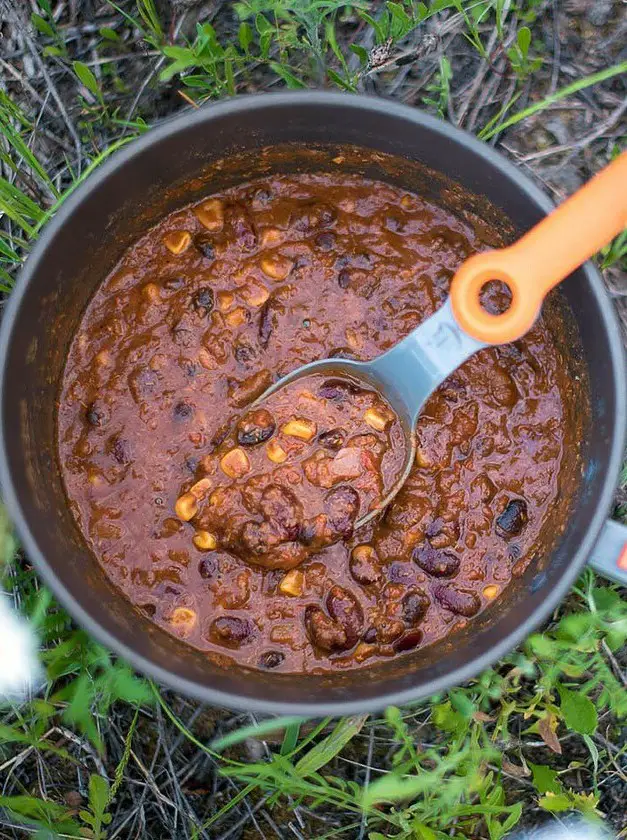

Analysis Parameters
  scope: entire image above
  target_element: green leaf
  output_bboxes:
[238,21,254,53]
[270,63,306,89]
[327,68,356,91]
[99,26,120,41]
[295,715,367,776]
[211,715,307,752]
[528,762,562,795]
[73,61,103,103]
[517,26,531,58]
[557,685,598,735]
[349,44,369,67]
[432,701,465,736]
[387,2,413,39]
[362,770,434,807]
[31,13,55,38]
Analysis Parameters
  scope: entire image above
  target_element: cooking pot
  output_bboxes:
[0,93,625,716]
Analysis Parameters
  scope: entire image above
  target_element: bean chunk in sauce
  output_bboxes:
[175,373,406,570]
[57,171,581,673]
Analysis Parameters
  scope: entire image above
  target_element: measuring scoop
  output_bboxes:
[252,152,627,527]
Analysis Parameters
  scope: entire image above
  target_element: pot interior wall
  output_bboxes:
[2,98,616,709]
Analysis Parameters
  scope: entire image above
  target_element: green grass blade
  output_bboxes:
[480,62,627,139]
[211,715,309,752]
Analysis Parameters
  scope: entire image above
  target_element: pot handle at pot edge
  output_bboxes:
[588,518,627,585]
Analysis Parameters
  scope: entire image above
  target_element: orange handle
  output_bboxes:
[450,151,627,344]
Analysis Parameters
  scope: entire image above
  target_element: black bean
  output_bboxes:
[259,650,285,669]
[163,276,186,291]
[318,378,361,401]
[328,346,358,361]
[385,216,403,232]
[315,232,336,250]
[363,626,377,643]
[194,235,215,261]
[401,589,429,626]
[252,188,272,206]
[234,342,257,365]
[192,286,214,315]
[108,435,131,465]
[434,585,481,617]
[412,543,460,578]
[199,557,217,579]
[228,203,257,251]
[317,428,346,451]
[237,408,276,446]
[291,202,336,232]
[185,456,199,473]
[173,401,194,421]
[337,268,351,289]
[86,401,109,427]
[325,485,360,537]
[495,499,528,538]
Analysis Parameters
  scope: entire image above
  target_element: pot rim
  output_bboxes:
[1,91,625,716]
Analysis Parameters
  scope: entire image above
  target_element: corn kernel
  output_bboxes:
[400,194,414,209]
[345,327,362,350]
[260,228,282,247]
[142,282,161,302]
[483,584,499,600]
[198,348,215,370]
[189,477,211,500]
[220,447,251,478]
[281,418,317,441]
[194,198,224,231]
[266,440,288,463]
[354,642,377,662]
[169,607,197,634]
[193,530,218,551]
[240,282,269,307]
[279,569,304,597]
[225,307,248,328]
[164,230,191,254]
[260,254,293,280]
[364,406,394,432]
[175,492,198,521]
[415,447,432,468]
[217,291,235,311]
[351,544,376,563]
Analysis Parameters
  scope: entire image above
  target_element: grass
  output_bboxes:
[0,1,626,838]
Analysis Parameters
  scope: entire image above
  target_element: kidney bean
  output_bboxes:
[259,650,285,669]
[434,585,481,617]
[393,628,423,652]
[495,499,528,538]
[305,607,348,652]
[412,543,460,578]
[237,408,276,446]
[258,297,284,348]
[259,485,303,541]
[317,428,346,451]
[227,369,273,408]
[326,585,363,647]
[86,401,109,427]
[401,589,429,626]
[192,286,214,315]
[325,486,359,537]
[209,616,253,648]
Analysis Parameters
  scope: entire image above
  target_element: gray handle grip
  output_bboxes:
[588,518,627,585]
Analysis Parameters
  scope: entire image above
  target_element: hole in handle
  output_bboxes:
[478,279,513,316]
